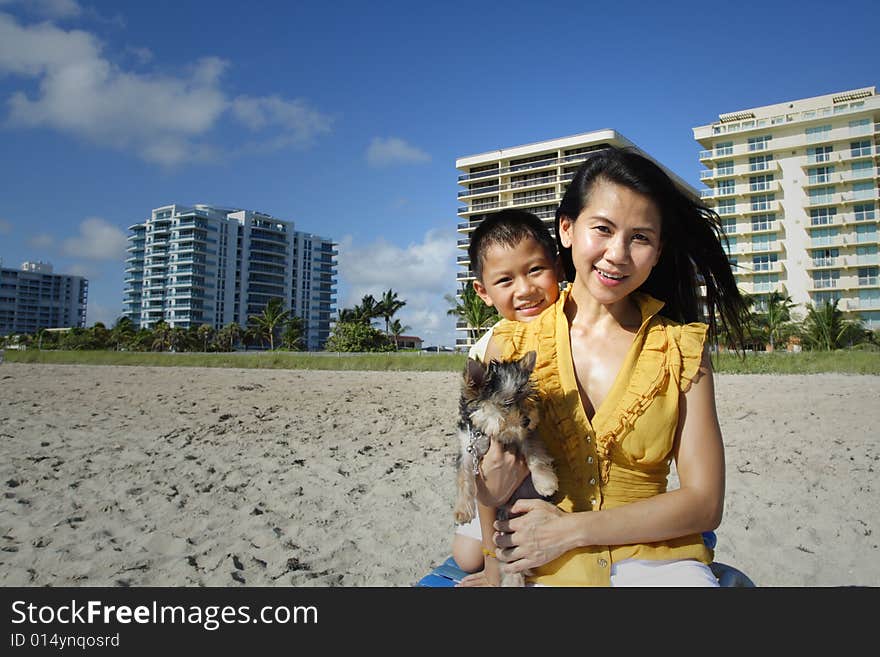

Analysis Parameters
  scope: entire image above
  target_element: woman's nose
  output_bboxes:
[605,237,629,263]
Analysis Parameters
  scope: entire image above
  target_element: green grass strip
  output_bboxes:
[3,349,879,374]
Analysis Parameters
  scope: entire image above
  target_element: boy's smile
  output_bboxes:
[472,237,559,323]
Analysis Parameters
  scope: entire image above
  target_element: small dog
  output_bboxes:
[453,350,558,586]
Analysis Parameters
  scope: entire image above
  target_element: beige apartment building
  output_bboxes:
[693,87,880,330]
[454,129,695,349]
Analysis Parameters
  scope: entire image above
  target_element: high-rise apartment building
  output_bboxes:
[694,87,880,330]
[0,261,88,335]
[123,204,337,350]
[454,129,697,348]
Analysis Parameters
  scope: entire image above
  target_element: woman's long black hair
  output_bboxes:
[555,146,749,349]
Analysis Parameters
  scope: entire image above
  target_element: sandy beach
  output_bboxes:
[0,362,877,587]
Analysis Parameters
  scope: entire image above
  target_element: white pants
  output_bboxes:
[610,558,719,587]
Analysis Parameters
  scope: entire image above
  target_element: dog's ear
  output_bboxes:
[463,357,487,393]
[519,351,537,375]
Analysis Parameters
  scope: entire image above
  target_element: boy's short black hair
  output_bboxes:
[467,209,557,281]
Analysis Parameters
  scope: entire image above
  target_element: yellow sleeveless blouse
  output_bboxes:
[492,287,713,586]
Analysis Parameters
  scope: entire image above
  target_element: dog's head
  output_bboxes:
[460,351,539,444]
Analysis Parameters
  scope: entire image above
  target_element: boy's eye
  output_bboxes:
[529,266,545,274]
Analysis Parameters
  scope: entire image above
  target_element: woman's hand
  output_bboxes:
[492,498,571,574]
[474,439,530,507]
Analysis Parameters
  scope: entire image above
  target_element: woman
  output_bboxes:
[465,147,749,587]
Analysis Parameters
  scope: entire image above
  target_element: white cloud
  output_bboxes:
[125,45,153,65]
[0,0,82,20]
[366,136,430,168]
[0,13,332,165]
[61,217,127,260]
[337,228,460,346]
[231,94,333,151]
[0,217,11,234]
[28,233,54,248]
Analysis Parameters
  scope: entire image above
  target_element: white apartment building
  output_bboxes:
[123,204,337,350]
[0,261,88,335]
[455,129,696,348]
[694,87,880,330]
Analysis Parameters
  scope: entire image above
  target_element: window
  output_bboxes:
[859,267,879,286]
[716,160,735,176]
[812,248,839,267]
[807,166,834,184]
[749,174,774,191]
[753,274,779,292]
[748,154,773,171]
[752,254,777,271]
[811,227,839,246]
[808,186,836,205]
[805,124,832,143]
[812,269,840,288]
[853,181,876,201]
[810,208,838,225]
[751,194,774,211]
[714,141,733,157]
[851,140,872,157]
[751,214,774,231]
[721,218,737,234]
[717,179,736,195]
[849,118,872,135]
[813,291,843,307]
[751,233,775,250]
[854,204,876,221]
[717,198,736,215]
[856,223,878,243]
[748,135,772,151]
[857,245,879,265]
[808,145,833,163]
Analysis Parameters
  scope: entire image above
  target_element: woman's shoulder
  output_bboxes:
[643,316,708,392]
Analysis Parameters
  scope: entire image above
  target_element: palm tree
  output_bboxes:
[445,283,499,343]
[377,289,406,336]
[151,321,172,351]
[248,298,290,350]
[388,318,410,350]
[197,324,214,352]
[756,291,796,351]
[110,316,136,351]
[354,294,381,326]
[281,316,305,351]
[802,299,864,351]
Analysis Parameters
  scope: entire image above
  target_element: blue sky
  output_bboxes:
[0,0,877,347]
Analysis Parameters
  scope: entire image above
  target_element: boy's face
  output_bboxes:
[473,237,560,323]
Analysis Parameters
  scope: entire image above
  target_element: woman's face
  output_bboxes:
[558,179,662,306]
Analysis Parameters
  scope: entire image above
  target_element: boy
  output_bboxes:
[452,208,561,578]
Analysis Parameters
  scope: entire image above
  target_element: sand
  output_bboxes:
[0,363,877,587]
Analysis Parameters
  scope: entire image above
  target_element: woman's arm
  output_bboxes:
[494,349,725,574]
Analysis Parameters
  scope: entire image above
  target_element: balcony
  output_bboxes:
[701,180,781,199]
[736,261,786,275]
[700,160,779,180]
[457,152,595,183]
[741,200,781,214]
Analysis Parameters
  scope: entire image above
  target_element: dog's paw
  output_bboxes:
[501,571,526,587]
[532,469,558,498]
[453,498,475,525]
